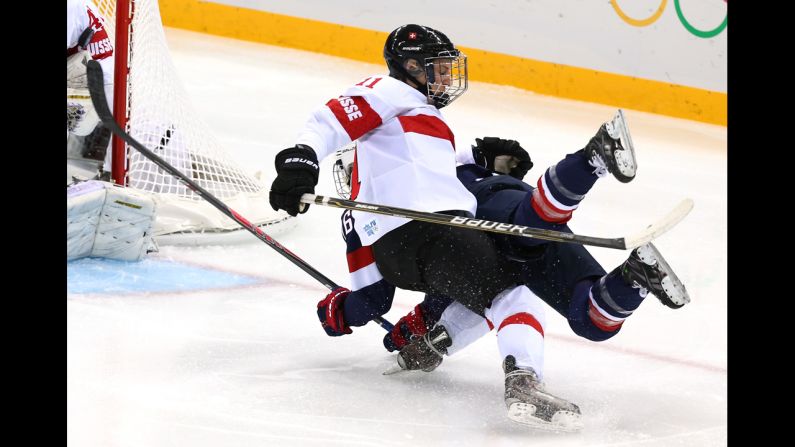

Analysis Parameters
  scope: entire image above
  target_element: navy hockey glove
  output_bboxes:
[317,287,353,336]
[383,303,431,352]
[472,137,533,180]
[269,145,319,216]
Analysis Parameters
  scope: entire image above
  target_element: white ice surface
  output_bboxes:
[67,28,727,446]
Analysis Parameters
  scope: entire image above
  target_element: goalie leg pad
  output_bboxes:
[67,181,158,261]
[67,181,105,260]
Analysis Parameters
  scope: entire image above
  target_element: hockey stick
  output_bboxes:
[301,194,694,251]
[85,60,394,332]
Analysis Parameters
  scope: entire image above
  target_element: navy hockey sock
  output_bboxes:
[528,151,599,224]
[567,269,645,342]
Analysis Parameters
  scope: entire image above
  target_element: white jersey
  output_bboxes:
[296,75,477,245]
[66,0,114,85]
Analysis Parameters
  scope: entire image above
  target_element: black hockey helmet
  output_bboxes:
[383,24,468,108]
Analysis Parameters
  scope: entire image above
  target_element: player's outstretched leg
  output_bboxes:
[584,109,637,183]
[566,242,689,341]
[503,355,583,432]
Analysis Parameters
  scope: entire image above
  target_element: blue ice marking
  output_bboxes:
[67,258,259,294]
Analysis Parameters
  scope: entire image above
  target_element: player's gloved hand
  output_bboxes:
[317,287,353,336]
[472,137,533,180]
[269,144,319,216]
[383,304,431,352]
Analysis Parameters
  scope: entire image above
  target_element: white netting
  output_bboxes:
[91,0,293,242]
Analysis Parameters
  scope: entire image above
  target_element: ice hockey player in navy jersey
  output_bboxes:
[269,24,584,431]
[385,120,690,363]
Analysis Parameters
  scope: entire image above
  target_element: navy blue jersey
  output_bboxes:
[455,164,606,318]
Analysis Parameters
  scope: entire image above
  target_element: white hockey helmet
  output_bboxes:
[332,143,357,199]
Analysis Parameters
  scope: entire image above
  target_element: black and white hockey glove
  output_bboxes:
[472,137,533,180]
[269,144,319,216]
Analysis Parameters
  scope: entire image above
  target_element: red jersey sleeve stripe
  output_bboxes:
[326,96,383,141]
[398,115,456,149]
[346,245,376,273]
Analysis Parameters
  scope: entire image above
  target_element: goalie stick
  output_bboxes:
[85,60,394,332]
[302,194,694,251]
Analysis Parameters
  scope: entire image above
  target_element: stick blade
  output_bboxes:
[624,198,694,250]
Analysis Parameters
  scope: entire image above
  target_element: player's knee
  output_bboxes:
[371,297,393,316]
[567,280,622,342]
[568,318,620,342]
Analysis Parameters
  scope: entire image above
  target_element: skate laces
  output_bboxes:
[505,363,542,386]
[422,327,451,358]
[588,153,609,178]
[506,368,539,384]
[631,281,650,298]
[423,337,446,357]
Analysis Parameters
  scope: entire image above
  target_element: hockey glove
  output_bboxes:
[472,137,533,180]
[317,287,353,336]
[269,144,319,216]
[383,303,431,352]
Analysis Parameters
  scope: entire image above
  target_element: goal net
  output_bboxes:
[93,0,293,244]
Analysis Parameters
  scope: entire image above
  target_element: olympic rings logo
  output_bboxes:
[610,0,727,38]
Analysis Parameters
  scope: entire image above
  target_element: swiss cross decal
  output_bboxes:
[408,32,417,39]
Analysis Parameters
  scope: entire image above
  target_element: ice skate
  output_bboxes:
[503,355,583,432]
[585,109,637,183]
[385,325,451,374]
[622,242,690,309]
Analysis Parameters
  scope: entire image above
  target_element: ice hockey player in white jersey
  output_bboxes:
[269,24,582,431]
[67,0,115,183]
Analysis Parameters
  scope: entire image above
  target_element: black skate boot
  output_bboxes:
[395,325,452,372]
[621,242,690,309]
[584,109,637,183]
[503,355,583,432]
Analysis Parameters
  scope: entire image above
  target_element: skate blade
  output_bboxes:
[643,243,691,308]
[608,109,637,181]
[382,364,407,375]
[507,403,584,433]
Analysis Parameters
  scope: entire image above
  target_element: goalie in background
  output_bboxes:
[67,0,115,184]
[67,0,157,262]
